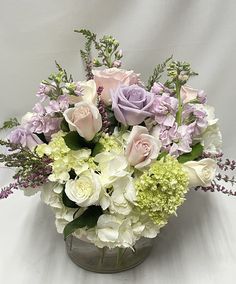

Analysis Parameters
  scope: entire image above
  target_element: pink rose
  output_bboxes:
[63,102,102,141]
[125,126,161,169]
[92,68,140,105]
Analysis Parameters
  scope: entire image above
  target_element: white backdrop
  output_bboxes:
[0,1,236,283]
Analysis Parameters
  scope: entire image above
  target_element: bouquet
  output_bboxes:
[1,29,235,253]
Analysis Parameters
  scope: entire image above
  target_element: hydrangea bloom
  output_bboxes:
[36,131,92,183]
[135,155,189,226]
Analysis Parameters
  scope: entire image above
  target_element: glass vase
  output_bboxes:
[65,235,154,273]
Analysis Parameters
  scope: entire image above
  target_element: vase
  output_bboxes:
[65,235,154,273]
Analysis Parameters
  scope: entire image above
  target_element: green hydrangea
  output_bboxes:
[99,133,122,153]
[135,155,189,227]
[36,131,92,182]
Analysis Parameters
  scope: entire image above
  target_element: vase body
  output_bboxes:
[65,235,154,273]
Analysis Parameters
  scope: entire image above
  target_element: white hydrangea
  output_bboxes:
[108,175,136,215]
[40,182,77,233]
[201,123,222,154]
[94,152,129,187]
[80,211,160,249]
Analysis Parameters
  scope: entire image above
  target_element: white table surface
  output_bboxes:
[0,0,236,283]
[0,187,235,284]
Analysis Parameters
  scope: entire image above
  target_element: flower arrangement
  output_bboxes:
[1,29,235,253]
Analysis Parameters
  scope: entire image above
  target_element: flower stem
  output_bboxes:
[175,80,182,126]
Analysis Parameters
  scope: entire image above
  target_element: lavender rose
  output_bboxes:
[111,85,155,126]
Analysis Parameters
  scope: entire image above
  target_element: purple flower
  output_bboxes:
[33,103,45,115]
[155,123,192,157]
[33,95,69,115]
[8,127,43,149]
[36,83,53,102]
[26,114,61,136]
[197,90,207,104]
[180,85,207,104]
[45,95,69,114]
[74,82,83,96]
[151,93,178,127]
[111,84,155,125]
[151,82,172,95]
[183,105,208,137]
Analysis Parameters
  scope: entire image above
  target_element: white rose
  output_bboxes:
[125,126,161,169]
[183,158,217,188]
[65,170,101,207]
[63,101,102,141]
[68,80,97,105]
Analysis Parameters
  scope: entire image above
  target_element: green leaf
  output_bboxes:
[92,142,104,157]
[63,131,83,150]
[60,118,70,132]
[157,151,168,161]
[62,189,79,208]
[146,55,173,91]
[177,143,203,163]
[35,133,48,144]
[63,206,103,240]
[0,118,20,131]
[63,131,95,150]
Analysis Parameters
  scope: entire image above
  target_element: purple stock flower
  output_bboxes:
[33,102,45,115]
[44,95,69,114]
[183,105,208,137]
[8,127,43,149]
[111,84,155,126]
[151,82,172,95]
[33,95,69,115]
[74,82,83,96]
[26,114,61,136]
[36,83,53,102]
[155,123,192,157]
[151,93,178,127]
[180,85,207,104]
[197,90,207,104]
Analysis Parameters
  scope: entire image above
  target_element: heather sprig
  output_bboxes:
[0,139,52,199]
[97,87,110,133]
